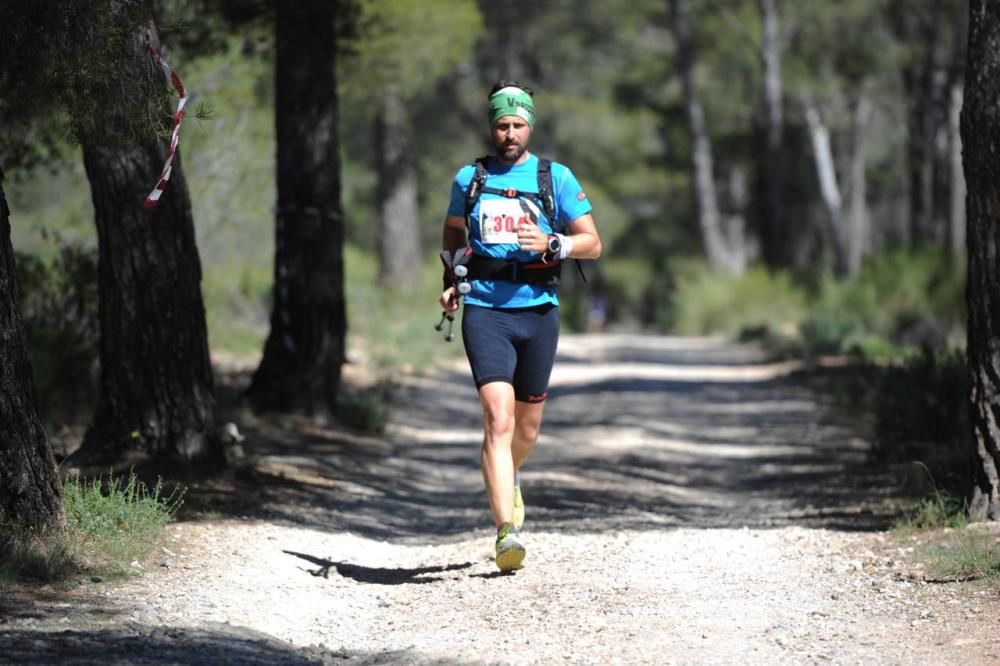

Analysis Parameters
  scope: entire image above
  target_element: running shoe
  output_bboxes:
[495,521,525,572]
[512,471,525,532]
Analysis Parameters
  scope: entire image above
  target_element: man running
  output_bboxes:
[438,81,602,572]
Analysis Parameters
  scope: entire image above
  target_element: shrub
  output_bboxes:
[0,471,183,586]
[14,243,100,423]
[62,471,184,571]
[669,259,807,337]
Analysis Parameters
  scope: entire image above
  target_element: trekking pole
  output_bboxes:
[436,251,458,342]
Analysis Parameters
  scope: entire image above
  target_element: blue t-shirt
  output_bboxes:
[447,154,592,309]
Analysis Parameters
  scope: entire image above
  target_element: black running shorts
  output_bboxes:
[461,303,560,403]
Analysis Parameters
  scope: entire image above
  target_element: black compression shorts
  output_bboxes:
[461,303,559,403]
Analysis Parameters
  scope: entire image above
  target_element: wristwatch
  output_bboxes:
[546,234,562,256]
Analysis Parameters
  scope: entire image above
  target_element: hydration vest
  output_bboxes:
[462,156,585,287]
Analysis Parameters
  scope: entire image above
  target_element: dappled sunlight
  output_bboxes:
[205,336,899,538]
[550,360,808,385]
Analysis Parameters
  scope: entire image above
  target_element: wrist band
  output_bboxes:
[556,234,574,260]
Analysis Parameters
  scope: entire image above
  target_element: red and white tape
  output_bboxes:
[143,23,188,210]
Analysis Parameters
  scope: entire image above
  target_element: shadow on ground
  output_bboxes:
[0,623,457,665]
[183,336,904,542]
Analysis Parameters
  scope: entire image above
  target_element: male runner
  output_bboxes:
[438,81,602,572]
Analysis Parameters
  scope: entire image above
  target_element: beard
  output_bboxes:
[495,140,527,163]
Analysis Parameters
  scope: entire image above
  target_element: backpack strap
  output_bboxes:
[535,158,559,232]
[537,157,587,284]
[463,157,490,229]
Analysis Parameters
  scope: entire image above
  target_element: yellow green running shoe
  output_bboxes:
[512,472,525,532]
[495,522,525,572]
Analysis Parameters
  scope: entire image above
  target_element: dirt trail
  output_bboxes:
[2,334,1000,665]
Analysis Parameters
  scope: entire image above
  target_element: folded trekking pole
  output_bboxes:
[435,248,472,342]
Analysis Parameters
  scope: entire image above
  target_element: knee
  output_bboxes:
[515,418,541,445]
[483,406,515,447]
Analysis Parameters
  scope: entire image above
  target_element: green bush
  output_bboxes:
[344,244,464,379]
[14,243,100,423]
[923,529,1000,582]
[62,471,184,570]
[804,249,965,358]
[0,471,183,586]
[669,259,807,337]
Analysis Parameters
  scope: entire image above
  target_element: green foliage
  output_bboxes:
[14,242,100,423]
[62,471,184,575]
[0,471,183,586]
[668,250,965,361]
[1,2,174,168]
[923,530,1000,583]
[668,260,807,336]
[342,0,482,101]
[344,245,463,379]
[896,489,968,532]
[803,249,965,358]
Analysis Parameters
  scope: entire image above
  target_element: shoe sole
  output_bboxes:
[496,543,526,572]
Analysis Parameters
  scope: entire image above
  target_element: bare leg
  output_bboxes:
[478,382,516,528]
[512,400,545,472]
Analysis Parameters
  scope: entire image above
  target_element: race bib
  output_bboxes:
[478,198,541,245]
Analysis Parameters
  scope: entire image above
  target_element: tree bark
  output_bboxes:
[76,142,219,465]
[247,0,345,417]
[669,0,741,276]
[948,82,966,259]
[962,0,1000,521]
[846,95,873,277]
[724,165,748,275]
[376,87,422,290]
[804,100,848,278]
[0,168,65,529]
[758,0,788,269]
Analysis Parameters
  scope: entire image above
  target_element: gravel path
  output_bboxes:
[2,334,999,664]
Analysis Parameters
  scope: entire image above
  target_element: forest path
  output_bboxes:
[2,334,999,664]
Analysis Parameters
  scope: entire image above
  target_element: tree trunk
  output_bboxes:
[248,0,345,417]
[76,142,219,465]
[724,165,748,275]
[898,6,959,249]
[804,100,848,278]
[846,95,873,277]
[669,0,740,276]
[376,87,422,290]
[758,0,788,269]
[948,82,966,258]
[962,0,1000,521]
[0,168,65,529]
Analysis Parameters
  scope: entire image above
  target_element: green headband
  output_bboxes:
[488,86,536,128]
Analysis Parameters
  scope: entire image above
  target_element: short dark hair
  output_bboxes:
[488,80,534,99]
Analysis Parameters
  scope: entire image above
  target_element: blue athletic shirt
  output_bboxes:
[447,154,592,309]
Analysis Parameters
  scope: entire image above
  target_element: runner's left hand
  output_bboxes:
[516,220,545,252]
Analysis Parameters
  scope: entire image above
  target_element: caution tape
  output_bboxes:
[143,22,188,210]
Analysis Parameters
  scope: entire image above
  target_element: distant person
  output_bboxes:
[438,80,602,572]
[587,296,607,333]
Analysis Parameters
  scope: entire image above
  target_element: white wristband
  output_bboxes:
[556,233,574,260]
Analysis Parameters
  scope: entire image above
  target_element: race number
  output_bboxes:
[478,198,540,245]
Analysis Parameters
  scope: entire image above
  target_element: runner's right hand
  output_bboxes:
[439,287,459,314]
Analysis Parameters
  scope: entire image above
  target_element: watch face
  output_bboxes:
[547,235,561,253]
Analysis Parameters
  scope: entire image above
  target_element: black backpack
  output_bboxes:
[462,156,585,283]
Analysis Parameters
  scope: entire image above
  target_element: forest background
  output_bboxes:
[1,0,977,529]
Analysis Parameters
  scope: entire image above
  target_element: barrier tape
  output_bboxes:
[143,22,188,210]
